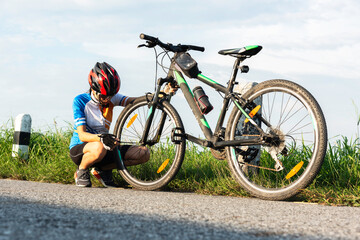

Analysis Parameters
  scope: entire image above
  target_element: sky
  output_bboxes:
[1,0,360,143]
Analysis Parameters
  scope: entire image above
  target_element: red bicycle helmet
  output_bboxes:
[88,62,120,96]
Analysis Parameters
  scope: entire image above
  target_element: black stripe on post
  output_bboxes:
[13,131,31,145]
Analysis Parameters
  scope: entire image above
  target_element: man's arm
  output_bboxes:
[125,97,136,106]
[77,125,100,143]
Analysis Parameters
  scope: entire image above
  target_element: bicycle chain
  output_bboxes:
[240,162,280,172]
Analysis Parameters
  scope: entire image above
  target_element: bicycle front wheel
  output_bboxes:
[226,79,327,200]
[113,95,186,191]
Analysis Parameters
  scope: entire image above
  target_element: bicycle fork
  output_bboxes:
[139,77,172,146]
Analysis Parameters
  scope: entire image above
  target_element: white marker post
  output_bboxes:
[12,114,32,160]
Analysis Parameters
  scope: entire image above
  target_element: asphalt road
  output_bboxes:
[0,179,359,240]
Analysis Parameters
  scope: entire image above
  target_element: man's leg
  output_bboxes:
[123,145,150,166]
[80,141,107,169]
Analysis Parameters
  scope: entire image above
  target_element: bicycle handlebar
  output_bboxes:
[140,33,157,42]
[140,33,205,52]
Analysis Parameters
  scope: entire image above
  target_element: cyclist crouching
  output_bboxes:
[69,62,150,187]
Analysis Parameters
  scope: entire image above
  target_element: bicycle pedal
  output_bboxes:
[171,127,185,144]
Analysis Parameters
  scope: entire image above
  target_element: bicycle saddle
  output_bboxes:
[218,45,262,58]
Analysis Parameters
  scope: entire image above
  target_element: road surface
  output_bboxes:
[0,179,359,239]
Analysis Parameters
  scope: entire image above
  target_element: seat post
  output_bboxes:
[227,58,242,92]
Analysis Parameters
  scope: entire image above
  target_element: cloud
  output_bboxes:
[1,0,360,138]
[191,0,360,80]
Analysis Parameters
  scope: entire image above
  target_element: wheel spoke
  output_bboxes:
[114,98,185,191]
[227,80,326,200]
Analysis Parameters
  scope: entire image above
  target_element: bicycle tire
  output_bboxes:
[113,95,186,190]
[225,79,327,200]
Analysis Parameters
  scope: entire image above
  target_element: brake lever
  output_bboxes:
[137,41,157,48]
[146,41,157,48]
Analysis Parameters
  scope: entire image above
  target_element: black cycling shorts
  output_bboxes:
[69,143,131,168]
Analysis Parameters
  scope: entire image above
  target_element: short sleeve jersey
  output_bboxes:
[69,92,129,149]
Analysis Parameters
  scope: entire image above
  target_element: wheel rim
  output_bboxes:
[117,102,182,186]
[230,86,320,194]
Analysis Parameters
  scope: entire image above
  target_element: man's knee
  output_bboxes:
[139,146,150,163]
[84,142,106,160]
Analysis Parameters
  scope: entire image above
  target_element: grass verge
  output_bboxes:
[1,124,359,206]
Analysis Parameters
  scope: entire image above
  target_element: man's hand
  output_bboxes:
[163,82,179,95]
[99,134,119,151]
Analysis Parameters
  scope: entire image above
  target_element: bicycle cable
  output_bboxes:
[153,47,174,91]
[216,90,225,99]
[157,50,170,73]
[159,46,173,72]
[153,47,158,92]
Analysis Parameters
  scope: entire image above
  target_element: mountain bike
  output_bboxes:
[113,33,327,200]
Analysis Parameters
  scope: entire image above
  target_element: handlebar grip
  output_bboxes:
[189,45,205,52]
[140,33,158,42]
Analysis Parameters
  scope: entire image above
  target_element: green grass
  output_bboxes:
[1,123,359,206]
[0,124,75,184]
[169,143,250,197]
[304,137,360,206]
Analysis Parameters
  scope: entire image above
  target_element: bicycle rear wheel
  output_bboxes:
[226,79,327,200]
[113,95,186,190]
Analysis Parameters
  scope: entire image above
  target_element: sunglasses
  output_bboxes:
[95,92,112,101]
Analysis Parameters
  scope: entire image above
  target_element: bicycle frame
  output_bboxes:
[115,33,327,201]
[141,55,271,149]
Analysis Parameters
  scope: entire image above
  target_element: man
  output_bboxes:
[69,62,149,187]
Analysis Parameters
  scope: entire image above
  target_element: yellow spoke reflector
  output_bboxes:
[126,114,138,128]
[157,159,170,173]
[285,161,304,180]
[245,105,261,123]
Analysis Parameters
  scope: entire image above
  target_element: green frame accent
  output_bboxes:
[200,119,210,129]
[147,106,153,119]
[245,45,260,50]
[174,71,194,97]
[233,101,251,119]
[197,74,221,85]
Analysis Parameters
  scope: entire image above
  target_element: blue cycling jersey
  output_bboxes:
[69,92,129,149]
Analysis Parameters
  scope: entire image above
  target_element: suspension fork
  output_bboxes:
[150,103,169,144]
[140,77,172,146]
